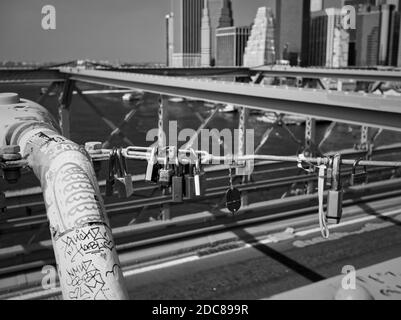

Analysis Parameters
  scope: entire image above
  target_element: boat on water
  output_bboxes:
[122,90,144,101]
[219,104,237,113]
[169,97,185,103]
[40,87,56,96]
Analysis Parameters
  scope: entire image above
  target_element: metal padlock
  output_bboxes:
[159,152,173,187]
[350,159,367,186]
[226,188,241,214]
[145,146,158,183]
[183,164,196,200]
[105,148,117,197]
[193,157,204,197]
[326,157,333,187]
[0,192,6,213]
[326,154,343,224]
[114,148,134,198]
[326,190,343,224]
[171,162,183,203]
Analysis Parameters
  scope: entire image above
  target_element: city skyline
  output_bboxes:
[0,0,270,64]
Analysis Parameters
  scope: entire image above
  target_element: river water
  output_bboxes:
[1,82,400,192]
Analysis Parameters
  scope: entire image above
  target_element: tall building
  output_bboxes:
[387,3,400,66]
[201,0,211,66]
[343,0,376,65]
[309,10,328,66]
[309,8,350,67]
[265,0,311,66]
[379,4,392,64]
[215,26,250,66]
[355,5,381,66]
[209,0,234,66]
[243,7,276,67]
[171,0,204,67]
[165,13,174,67]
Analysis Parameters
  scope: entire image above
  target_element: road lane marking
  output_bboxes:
[123,255,200,277]
[295,207,401,237]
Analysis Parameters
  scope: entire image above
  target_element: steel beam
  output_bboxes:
[62,68,401,132]
[0,69,66,84]
[252,66,401,82]
[101,67,250,77]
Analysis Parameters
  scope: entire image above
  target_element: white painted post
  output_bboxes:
[0,93,128,300]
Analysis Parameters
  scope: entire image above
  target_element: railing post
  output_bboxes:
[158,95,170,220]
[58,80,74,139]
[305,117,316,194]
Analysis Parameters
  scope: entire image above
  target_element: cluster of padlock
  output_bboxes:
[145,147,206,203]
[316,153,370,239]
[325,154,343,224]
[105,147,134,198]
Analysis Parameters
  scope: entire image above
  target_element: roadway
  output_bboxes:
[124,203,401,300]
[6,190,401,300]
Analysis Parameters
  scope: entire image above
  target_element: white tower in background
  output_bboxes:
[201,0,211,66]
[243,7,276,67]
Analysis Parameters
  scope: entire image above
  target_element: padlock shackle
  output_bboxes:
[352,158,367,174]
[108,148,118,180]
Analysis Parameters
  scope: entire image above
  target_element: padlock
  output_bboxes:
[171,162,183,203]
[183,164,196,200]
[226,188,241,214]
[145,146,159,183]
[0,192,6,213]
[326,190,343,223]
[105,148,117,197]
[326,157,333,187]
[326,154,343,224]
[193,156,206,197]
[350,159,367,186]
[158,151,173,187]
[114,148,134,198]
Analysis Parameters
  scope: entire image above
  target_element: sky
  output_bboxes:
[0,0,279,63]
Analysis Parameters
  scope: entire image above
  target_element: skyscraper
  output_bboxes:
[171,0,204,67]
[265,0,311,66]
[243,7,276,67]
[208,0,234,65]
[379,4,392,64]
[216,26,250,66]
[309,8,350,67]
[356,5,381,66]
[170,0,232,67]
[201,0,211,66]
[165,13,174,67]
[387,3,400,66]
